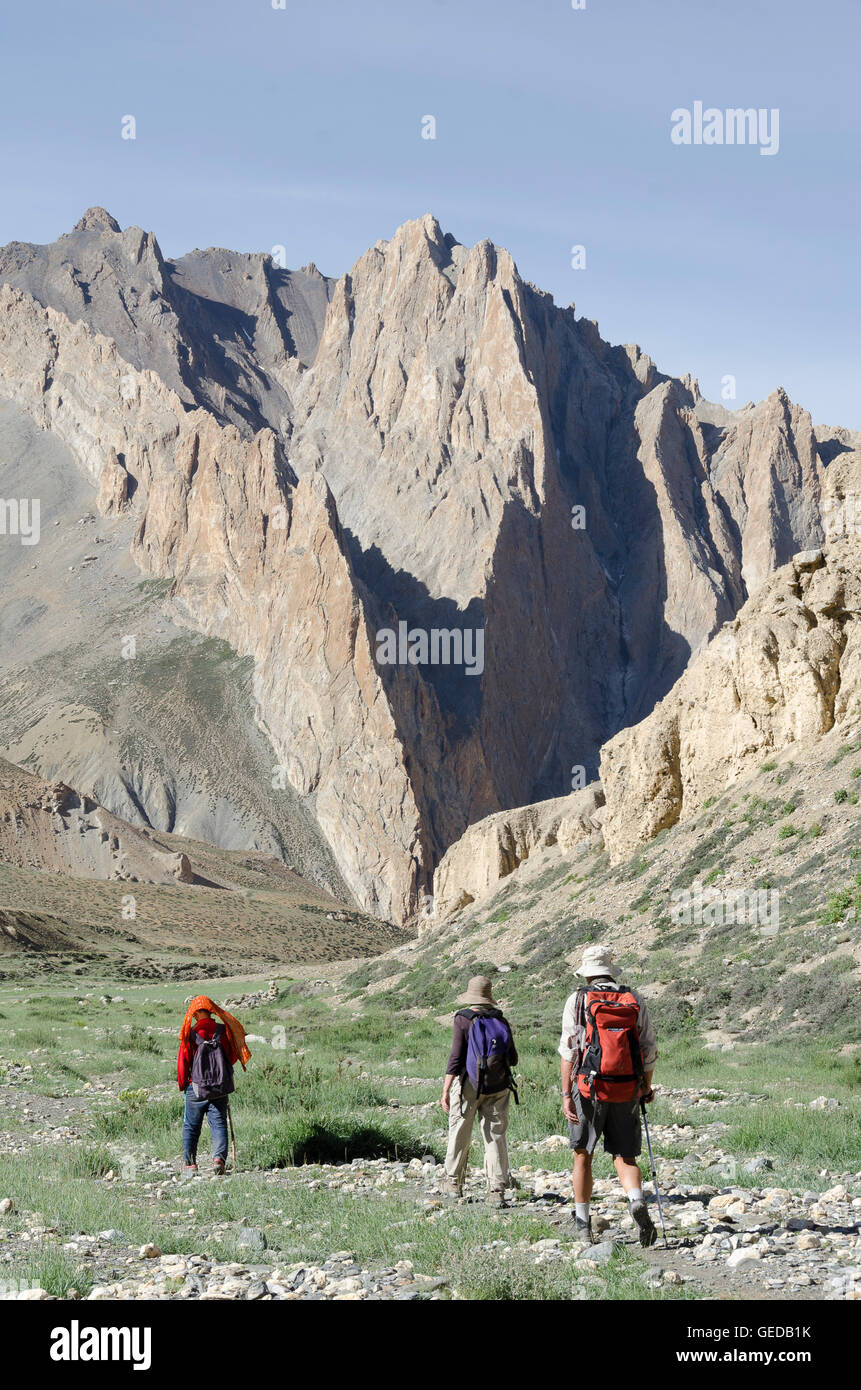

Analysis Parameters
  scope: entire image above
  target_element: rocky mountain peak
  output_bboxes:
[0,212,852,922]
[71,206,122,234]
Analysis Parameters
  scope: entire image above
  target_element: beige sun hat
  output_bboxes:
[456,975,499,1008]
[575,945,616,979]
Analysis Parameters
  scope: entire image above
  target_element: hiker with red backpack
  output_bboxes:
[439,976,519,1208]
[177,994,251,1177]
[559,946,659,1246]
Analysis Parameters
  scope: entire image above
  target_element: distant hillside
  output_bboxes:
[0,756,408,978]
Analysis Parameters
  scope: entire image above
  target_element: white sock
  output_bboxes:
[627,1188,643,1204]
[575,1201,590,1221]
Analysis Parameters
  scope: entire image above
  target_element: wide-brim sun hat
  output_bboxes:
[456,974,499,1008]
[575,945,616,979]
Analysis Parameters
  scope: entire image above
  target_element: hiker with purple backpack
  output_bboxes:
[177,995,251,1177]
[439,976,519,1208]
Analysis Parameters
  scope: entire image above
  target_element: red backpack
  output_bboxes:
[576,984,644,1103]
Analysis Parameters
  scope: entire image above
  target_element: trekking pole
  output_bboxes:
[640,1100,668,1245]
[227,1100,238,1173]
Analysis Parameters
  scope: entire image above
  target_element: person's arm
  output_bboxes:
[441,1015,468,1112]
[220,1025,238,1064]
[177,1041,191,1092]
[558,993,580,1122]
[560,1055,577,1123]
[636,993,657,1100]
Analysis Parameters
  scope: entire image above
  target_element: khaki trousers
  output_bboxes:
[444,1073,512,1193]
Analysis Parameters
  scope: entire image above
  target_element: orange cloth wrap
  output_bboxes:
[179,995,251,1069]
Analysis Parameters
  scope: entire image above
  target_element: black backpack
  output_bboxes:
[191,1023,234,1100]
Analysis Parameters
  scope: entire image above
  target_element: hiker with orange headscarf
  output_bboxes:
[177,995,251,1177]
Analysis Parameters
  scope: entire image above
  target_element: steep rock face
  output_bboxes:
[600,455,861,860]
[96,446,129,513]
[136,420,430,919]
[283,216,830,816]
[0,211,850,922]
[705,387,825,592]
[0,284,186,488]
[286,220,551,605]
[0,286,426,920]
[432,785,604,920]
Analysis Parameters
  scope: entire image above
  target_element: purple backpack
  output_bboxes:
[461,1010,516,1098]
[191,1023,235,1100]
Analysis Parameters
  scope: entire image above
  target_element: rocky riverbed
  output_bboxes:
[1,1140,858,1300]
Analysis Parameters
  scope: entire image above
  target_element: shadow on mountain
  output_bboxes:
[164,276,283,433]
[817,438,854,466]
[345,439,696,862]
[343,530,485,729]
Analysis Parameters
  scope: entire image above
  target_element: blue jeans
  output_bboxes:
[182,1089,229,1163]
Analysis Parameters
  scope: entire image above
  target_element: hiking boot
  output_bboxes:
[630,1199,658,1247]
[572,1215,593,1244]
[182,1163,198,1179]
[213,1157,226,1176]
[437,1176,462,1198]
[487,1192,507,1210]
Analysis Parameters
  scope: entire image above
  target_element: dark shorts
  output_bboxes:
[568,1091,641,1157]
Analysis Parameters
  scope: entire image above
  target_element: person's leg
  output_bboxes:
[206,1096,229,1165]
[569,1091,600,1201]
[182,1089,205,1165]
[606,1100,644,1196]
[617,1154,657,1245]
[613,1154,644,1195]
[568,1091,602,1241]
[573,1149,593,1204]
[478,1089,511,1196]
[443,1075,477,1194]
[570,1151,594,1241]
[606,1101,657,1246]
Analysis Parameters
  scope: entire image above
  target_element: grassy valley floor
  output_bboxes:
[0,968,858,1302]
[1,720,859,1301]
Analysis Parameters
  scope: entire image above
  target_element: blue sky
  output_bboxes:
[1,0,858,426]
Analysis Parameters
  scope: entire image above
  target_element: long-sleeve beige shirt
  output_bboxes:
[558,977,658,1070]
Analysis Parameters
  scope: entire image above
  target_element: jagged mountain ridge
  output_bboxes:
[0,205,333,435]
[0,208,854,922]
